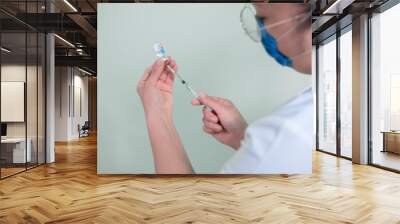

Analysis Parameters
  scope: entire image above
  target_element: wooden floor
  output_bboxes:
[1,167,26,178]
[1,135,400,224]
[1,163,45,178]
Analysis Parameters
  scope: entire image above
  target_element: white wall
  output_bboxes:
[1,82,25,122]
[55,67,69,141]
[72,73,89,138]
[55,67,89,141]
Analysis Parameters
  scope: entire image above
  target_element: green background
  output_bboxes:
[97,3,311,174]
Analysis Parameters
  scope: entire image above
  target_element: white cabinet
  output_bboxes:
[1,138,32,163]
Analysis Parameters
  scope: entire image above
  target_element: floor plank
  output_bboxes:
[1,135,400,223]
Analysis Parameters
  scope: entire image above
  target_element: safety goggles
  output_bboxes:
[240,3,310,43]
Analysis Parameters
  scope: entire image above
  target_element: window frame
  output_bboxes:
[315,23,353,161]
[367,1,400,173]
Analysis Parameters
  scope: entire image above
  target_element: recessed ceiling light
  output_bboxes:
[63,0,78,12]
[323,0,355,15]
[78,67,93,76]
[54,34,75,48]
[1,47,11,53]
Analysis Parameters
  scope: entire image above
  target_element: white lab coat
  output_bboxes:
[220,87,313,174]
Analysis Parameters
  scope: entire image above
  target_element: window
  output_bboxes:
[339,28,352,158]
[317,36,337,154]
[370,3,400,171]
[0,1,47,179]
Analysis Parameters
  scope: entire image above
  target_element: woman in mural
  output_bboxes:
[137,3,312,174]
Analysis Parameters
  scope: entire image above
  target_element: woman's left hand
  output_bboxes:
[137,57,177,118]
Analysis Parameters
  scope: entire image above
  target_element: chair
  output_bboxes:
[79,121,90,138]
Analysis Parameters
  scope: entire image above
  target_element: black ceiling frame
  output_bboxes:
[97,0,308,2]
[312,0,400,45]
[0,7,38,32]
[373,0,400,12]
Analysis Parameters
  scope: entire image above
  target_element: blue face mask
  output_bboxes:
[256,17,293,67]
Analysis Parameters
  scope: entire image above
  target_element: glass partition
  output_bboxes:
[317,36,337,154]
[371,3,400,171]
[0,1,46,179]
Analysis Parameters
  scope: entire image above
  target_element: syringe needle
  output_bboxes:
[153,42,213,111]
[166,65,213,111]
[166,65,198,98]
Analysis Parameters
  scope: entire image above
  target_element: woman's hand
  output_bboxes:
[137,58,193,174]
[137,57,177,118]
[192,94,248,150]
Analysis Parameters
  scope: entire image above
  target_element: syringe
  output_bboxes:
[153,43,212,111]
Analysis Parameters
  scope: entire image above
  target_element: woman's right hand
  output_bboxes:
[192,94,248,150]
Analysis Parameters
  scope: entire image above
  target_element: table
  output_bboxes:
[381,131,400,154]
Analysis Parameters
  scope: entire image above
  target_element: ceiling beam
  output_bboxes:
[55,55,96,70]
[322,0,356,14]
[11,13,82,32]
[67,13,97,39]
